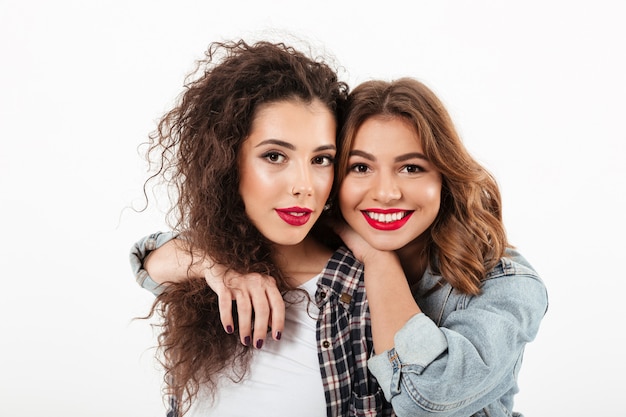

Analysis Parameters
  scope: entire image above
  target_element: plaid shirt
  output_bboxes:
[130,233,394,417]
[315,245,394,417]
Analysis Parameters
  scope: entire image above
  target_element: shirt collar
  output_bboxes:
[316,245,364,311]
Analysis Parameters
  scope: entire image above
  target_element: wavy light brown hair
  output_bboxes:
[143,40,348,414]
[336,78,509,295]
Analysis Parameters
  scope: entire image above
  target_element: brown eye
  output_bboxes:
[401,164,424,174]
[262,151,286,164]
[349,163,370,173]
[312,155,334,166]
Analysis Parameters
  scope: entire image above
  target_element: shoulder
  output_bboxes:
[478,248,548,316]
[486,248,543,283]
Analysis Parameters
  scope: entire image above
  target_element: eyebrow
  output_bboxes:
[255,139,336,152]
[349,149,429,163]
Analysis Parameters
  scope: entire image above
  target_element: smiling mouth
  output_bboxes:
[361,210,413,230]
[364,211,411,223]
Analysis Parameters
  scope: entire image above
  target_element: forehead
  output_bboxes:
[353,116,421,149]
[243,99,336,147]
[253,98,331,122]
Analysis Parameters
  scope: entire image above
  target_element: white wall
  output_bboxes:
[1,1,624,416]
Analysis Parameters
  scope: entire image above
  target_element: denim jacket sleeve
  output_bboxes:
[129,231,178,296]
[367,260,548,417]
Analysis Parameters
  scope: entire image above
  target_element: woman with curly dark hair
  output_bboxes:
[131,39,392,416]
[137,77,548,417]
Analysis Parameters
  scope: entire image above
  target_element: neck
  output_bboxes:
[272,236,332,286]
[395,235,429,286]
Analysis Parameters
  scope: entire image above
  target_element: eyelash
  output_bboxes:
[262,151,286,164]
[348,163,425,174]
[313,155,335,166]
[401,164,424,173]
[261,152,335,166]
[349,163,370,173]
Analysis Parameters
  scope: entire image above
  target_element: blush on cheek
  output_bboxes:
[424,171,443,196]
[423,184,441,201]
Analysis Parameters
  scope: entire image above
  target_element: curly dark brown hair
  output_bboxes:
[142,39,348,414]
[336,78,509,295]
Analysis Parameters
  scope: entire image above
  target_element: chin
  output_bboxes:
[363,236,407,252]
[273,233,309,247]
[372,243,404,252]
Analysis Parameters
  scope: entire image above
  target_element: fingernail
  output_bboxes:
[275,331,282,340]
[226,325,233,334]
[256,339,264,349]
[244,336,250,346]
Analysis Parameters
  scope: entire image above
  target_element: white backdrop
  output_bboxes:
[1,1,624,416]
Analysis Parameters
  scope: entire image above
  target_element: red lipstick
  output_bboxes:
[361,208,413,231]
[275,207,313,226]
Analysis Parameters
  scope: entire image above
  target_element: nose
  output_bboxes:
[291,164,314,197]
[372,171,401,203]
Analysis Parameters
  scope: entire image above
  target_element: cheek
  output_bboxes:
[238,172,256,202]
[315,170,334,197]
[240,158,276,191]
[338,181,352,209]
[424,183,441,200]
[421,179,442,210]
[239,167,270,207]
[338,179,363,213]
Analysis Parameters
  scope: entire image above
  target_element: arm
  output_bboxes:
[360,250,421,353]
[335,224,548,416]
[332,223,420,352]
[129,231,180,295]
[144,238,206,283]
[367,273,547,417]
[129,231,285,346]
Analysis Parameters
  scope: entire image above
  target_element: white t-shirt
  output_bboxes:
[187,276,326,417]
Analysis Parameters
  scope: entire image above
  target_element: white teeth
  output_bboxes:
[366,211,407,223]
[288,212,306,216]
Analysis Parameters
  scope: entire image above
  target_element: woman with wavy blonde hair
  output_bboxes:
[335,78,507,295]
[332,77,548,416]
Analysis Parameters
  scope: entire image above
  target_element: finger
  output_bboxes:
[266,288,285,341]
[217,287,235,334]
[234,291,253,347]
[250,289,270,349]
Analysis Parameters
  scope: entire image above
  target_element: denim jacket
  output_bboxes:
[367,249,548,417]
[129,231,176,296]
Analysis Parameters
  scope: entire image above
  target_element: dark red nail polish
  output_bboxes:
[244,336,250,346]
[226,325,233,334]
[275,331,282,340]
[256,339,264,349]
